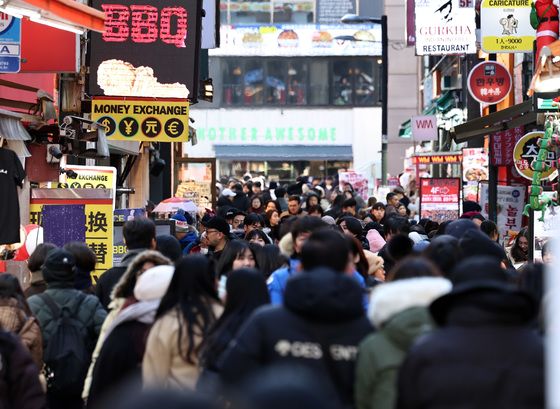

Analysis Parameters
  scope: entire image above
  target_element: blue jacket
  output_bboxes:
[268,259,368,309]
[267,258,301,305]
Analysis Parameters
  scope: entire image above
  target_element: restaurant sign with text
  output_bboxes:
[468,61,511,104]
[92,97,189,142]
[415,0,477,56]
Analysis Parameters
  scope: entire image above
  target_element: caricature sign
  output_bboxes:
[481,0,535,53]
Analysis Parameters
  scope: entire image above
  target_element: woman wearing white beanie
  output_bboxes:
[86,265,175,408]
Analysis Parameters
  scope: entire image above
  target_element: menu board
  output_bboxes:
[419,178,461,222]
[316,0,356,24]
[479,183,526,242]
[174,160,215,209]
[462,147,489,202]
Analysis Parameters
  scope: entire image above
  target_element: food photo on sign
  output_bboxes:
[419,178,461,222]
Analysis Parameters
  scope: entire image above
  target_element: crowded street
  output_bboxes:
[0,0,556,408]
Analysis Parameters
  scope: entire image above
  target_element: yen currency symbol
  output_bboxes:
[97,116,116,136]
[165,118,185,138]
[142,117,161,138]
[119,117,139,137]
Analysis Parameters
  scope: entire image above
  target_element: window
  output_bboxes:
[220,0,314,25]
[216,57,381,108]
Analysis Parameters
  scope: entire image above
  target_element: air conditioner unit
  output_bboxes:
[441,75,462,90]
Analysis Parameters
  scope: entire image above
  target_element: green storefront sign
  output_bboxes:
[197,126,338,144]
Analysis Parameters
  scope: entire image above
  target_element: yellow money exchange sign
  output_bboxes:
[92,97,189,142]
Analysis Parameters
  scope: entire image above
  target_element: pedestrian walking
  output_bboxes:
[28,249,107,409]
[24,242,57,298]
[142,255,222,389]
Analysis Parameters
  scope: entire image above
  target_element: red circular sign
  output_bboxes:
[467,61,512,105]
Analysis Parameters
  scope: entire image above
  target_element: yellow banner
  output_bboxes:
[92,97,189,142]
[29,203,114,281]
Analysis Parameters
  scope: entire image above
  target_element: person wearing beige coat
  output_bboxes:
[142,255,221,389]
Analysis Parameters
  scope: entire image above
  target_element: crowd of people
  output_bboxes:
[0,174,547,409]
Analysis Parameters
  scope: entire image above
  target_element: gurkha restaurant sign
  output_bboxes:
[29,198,114,280]
[92,97,189,142]
[415,0,477,55]
[88,0,202,101]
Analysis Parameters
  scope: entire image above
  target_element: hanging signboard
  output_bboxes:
[88,0,202,101]
[419,178,461,222]
[412,153,463,164]
[415,0,477,55]
[513,131,558,181]
[491,125,525,165]
[480,0,535,53]
[0,14,21,73]
[91,97,189,142]
[411,115,438,141]
[58,165,117,205]
[480,183,526,241]
[468,61,512,104]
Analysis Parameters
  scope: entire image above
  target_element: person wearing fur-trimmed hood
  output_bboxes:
[355,258,451,409]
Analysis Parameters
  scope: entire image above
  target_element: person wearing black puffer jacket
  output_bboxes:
[396,257,543,409]
[220,230,373,409]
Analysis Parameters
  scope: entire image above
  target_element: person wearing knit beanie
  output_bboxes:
[42,249,76,287]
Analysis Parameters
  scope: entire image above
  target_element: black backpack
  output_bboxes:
[40,292,91,396]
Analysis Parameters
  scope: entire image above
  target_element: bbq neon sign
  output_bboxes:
[102,5,187,47]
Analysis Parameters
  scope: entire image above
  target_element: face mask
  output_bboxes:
[200,248,209,255]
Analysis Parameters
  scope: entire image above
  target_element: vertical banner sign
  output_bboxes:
[491,125,525,165]
[468,61,512,104]
[480,183,526,241]
[419,178,461,222]
[415,0,477,55]
[88,0,202,100]
[30,197,114,280]
[462,147,489,201]
[481,0,534,53]
[0,14,21,73]
[406,0,416,46]
[411,115,438,141]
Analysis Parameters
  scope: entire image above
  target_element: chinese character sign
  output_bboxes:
[419,178,461,222]
[30,200,114,281]
[468,61,512,104]
[514,131,558,181]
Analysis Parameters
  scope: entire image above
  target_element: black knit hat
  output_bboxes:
[42,249,75,284]
[459,229,506,261]
[339,216,363,237]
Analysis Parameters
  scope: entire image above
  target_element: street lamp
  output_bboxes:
[340,14,388,185]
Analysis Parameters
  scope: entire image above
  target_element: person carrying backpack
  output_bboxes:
[28,249,107,409]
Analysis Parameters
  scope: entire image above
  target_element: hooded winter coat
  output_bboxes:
[0,298,43,368]
[396,283,543,409]
[355,277,451,409]
[220,268,373,409]
[83,250,171,400]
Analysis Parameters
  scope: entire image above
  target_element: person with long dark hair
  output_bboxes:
[142,255,222,389]
[0,274,43,367]
[509,227,530,269]
[198,268,269,393]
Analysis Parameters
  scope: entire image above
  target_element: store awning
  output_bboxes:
[214,145,353,161]
[451,100,536,142]
[0,109,32,141]
[0,0,105,33]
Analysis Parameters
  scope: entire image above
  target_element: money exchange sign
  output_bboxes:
[92,97,189,142]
